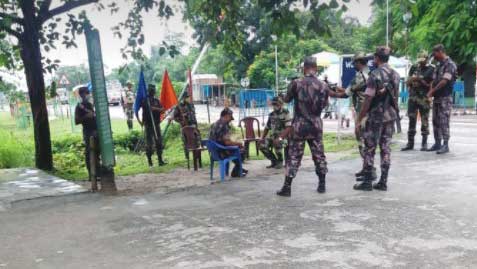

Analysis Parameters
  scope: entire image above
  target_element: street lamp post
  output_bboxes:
[386,0,389,47]
[271,35,279,95]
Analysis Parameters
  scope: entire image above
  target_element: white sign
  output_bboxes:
[59,75,70,85]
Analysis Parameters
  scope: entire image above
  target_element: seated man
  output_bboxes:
[259,97,291,169]
[208,108,248,177]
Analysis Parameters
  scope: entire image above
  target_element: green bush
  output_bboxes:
[0,130,34,168]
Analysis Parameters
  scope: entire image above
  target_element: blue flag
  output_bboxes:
[134,70,147,114]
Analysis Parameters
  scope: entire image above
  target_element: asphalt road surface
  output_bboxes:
[1,117,477,268]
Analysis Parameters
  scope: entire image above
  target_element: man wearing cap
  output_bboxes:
[276,56,347,197]
[259,96,292,169]
[173,92,197,127]
[427,44,457,154]
[354,46,400,192]
[402,52,434,151]
[136,84,167,167]
[208,108,248,177]
[123,81,135,131]
[75,86,100,180]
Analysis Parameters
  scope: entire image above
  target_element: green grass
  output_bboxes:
[0,111,357,181]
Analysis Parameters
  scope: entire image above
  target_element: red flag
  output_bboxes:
[160,70,178,113]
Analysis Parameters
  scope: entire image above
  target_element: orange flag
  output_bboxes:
[160,70,178,113]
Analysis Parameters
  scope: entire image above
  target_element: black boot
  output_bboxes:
[276,176,293,197]
[158,154,167,166]
[266,160,276,169]
[420,136,428,151]
[427,140,441,152]
[353,171,373,191]
[127,120,133,131]
[147,155,153,167]
[437,140,449,154]
[401,135,414,151]
[356,167,377,182]
[274,152,284,169]
[317,174,326,193]
[373,167,388,191]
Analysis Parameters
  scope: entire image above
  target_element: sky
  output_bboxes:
[43,0,372,76]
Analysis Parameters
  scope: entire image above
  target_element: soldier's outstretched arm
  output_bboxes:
[282,80,297,103]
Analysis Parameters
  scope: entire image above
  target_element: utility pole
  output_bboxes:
[386,0,389,47]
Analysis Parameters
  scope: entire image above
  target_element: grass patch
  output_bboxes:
[0,111,357,180]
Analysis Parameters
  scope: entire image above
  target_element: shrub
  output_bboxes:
[0,130,34,168]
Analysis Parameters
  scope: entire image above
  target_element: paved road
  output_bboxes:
[1,117,477,268]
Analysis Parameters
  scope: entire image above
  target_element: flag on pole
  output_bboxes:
[160,70,178,112]
[133,70,147,115]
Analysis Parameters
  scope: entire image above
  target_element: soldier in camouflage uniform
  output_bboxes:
[259,96,291,169]
[137,84,167,167]
[276,56,347,197]
[173,91,197,127]
[123,81,135,131]
[427,44,457,154]
[401,52,434,151]
[208,108,248,177]
[354,46,400,192]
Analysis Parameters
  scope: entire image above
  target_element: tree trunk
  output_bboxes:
[462,63,476,98]
[19,3,53,171]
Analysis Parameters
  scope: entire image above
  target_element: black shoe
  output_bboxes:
[356,168,377,182]
[373,181,387,191]
[317,174,326,194]
[266,161,276,169]
[401,142,414,151]
[147,157,153,167]
[277,177,293,197]
[159,160,167,166]
[353,181,373,191]
[427,142,441,152]
[274,162,283,169]
[420,136,428,151]
[436,144,449,154]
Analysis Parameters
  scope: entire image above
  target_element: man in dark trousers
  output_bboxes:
[427,44,457,154]
[137,84,167,167]
[208,108,248,177]
[75,86,99,180]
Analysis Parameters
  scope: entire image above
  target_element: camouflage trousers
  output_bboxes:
[432,96,452,141]
[259,138,285,162]
[362,120,394,171]
[145,122,163,157]
[286,137,328,178]
[125,107,134,129]
[407,98,430,137]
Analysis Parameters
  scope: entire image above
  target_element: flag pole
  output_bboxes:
[162,43,210,138]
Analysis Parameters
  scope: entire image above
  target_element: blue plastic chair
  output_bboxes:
[453,81,465,109]
[206,140,243,182]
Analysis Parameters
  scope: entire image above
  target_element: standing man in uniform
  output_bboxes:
[136,84,167,167]
[208,108,248,177]
[172,91,197,127]
[75,86,99,180]
[427,44,457,154]
[259,96,292,169]
[354,46,400,192]
[401,52,434,151]
[123,81,135,131]
[276,56,347,197]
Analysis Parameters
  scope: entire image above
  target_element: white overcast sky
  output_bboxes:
[44,0,372,73]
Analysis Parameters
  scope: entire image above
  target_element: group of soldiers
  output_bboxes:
[75,44,457,193]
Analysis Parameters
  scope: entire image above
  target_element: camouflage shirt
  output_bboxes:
[265,108,292,139]
[345,67,369,113]
[365,63,400,123]
[173,102,197,127]
[284,74,329,140]
[141,97,163,125]
[208,119,231,144]
[433,57,457,98]
[407,64,434,100]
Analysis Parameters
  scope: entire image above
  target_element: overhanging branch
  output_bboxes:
[1,26,22,39]
[40,0,98,23]
[0,12,23,24]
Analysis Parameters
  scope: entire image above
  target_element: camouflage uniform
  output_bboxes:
[124,88,135,130]
[173,101,198,127]
[405,62,434,147]
[432,57,457,144]
[208,116,244,176]
[361,63,400,176]
[259,107,292,166]
[142,96,165,166]
[75,98,100,180]
[346,67,369,117]
[283,74,330,179]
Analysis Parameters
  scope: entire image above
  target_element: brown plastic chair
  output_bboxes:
[239,117,261,159]
[181,126,207,171]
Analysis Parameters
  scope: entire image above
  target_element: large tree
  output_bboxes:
[0,0,175,171]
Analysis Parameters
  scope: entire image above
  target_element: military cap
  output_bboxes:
[374,46,391,57]
[353,52,368,63]
[271,96,283,105]
[148,84,156,90]
[220,107,234,120]
[126,81,133,86]
[432,44,445,53]
[303,56,317,68]
[78,86,89,95]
